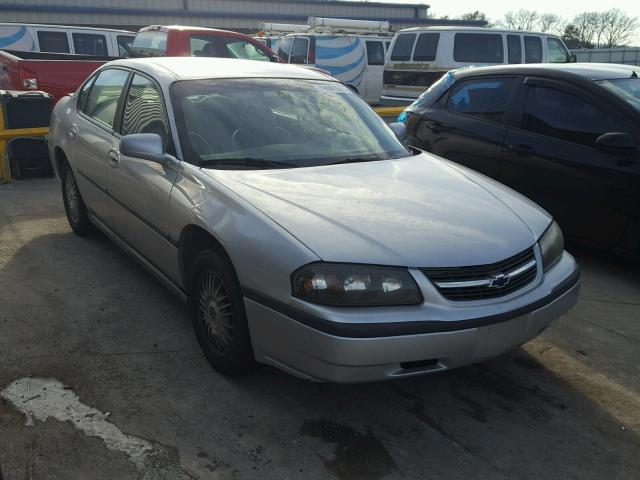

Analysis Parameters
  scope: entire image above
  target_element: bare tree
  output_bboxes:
[502,9,539,31]
[600,9,637,47]
[571,12,600,47]
[538,13,565,35]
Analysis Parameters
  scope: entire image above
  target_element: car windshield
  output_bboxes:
[172,78,410,169]
[598,78,640,112]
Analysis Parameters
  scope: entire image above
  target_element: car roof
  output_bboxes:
[105,57,337,82]
[398,26,557,36]
[453,63,640,82]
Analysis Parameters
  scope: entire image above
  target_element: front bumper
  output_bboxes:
[245,252,580,383]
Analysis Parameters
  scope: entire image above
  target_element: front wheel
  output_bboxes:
[61,164,92,236]
[189,250,255,376]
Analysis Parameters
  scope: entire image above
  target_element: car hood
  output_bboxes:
[203,153,551,267]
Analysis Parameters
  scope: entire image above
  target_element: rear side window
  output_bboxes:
[76,75,96,112]
[290,37,309,64]
[366,41,385,65]
[507,35,522,64]
[522,85,625,147]
[446,78,516,123]
[278,37,293,63]
[390,34,416,61]
[37,31,69,53]
[121,74,171,150]
[454,33,504,63]
[73,33,107,56]
[524,36,543,63]
[117,35,134,57]
[83,69,129,129]
[130,31,167,57]
[547,38,569,63]
[413,33,439,61]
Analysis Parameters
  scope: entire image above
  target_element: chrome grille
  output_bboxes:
[421,247,537,301]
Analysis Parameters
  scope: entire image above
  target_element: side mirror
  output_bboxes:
[388,122,407,140]
[595,132,636,155]
[569,53,577,63]
[120,133,168,163]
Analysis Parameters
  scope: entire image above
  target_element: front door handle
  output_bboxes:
[107,149,120,167]
[507,144,535,157]
[69,124,78,137]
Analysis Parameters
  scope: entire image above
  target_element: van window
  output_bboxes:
[413,33,439,61]
[366,41,385,65]
[454,34,504,63]
[524,36,543,63]
[446,78,515,123]
[547,38,570,63]
[83,69,129,129]
[507,35,522,64]
[290,37,309,64]
[73,33,107,56]
[522,85,625,147]
[278,37,293,63]
[390,34,416,61]
[37,31,70,53]
[117,35,134,57]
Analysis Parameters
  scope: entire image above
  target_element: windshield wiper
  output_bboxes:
[198,157,298,169]
[327,155,388,165]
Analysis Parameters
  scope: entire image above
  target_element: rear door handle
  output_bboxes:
[69,124,78,137]
[107,149,120,167]
[507,144,535,156]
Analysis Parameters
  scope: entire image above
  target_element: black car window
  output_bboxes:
[83,69,129,129]
[366,41,385,65]
[412,33,439,61]
[117,35,134,57]
[547,37,570,63]
[507,35,522,64]
[453,33,504,63]
[73,33,108,56]
[290,37,309,64]
[121,74,171,150]
[522,85,626,147]
[524,36,543,63]
[446,78,516,123]
[390,34,416,61]
[37,31,70,53]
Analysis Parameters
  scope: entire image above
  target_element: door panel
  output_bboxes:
[106,73,181,282]
[71,68,129,221]
[423,77,518,178]
[500,80,638,247]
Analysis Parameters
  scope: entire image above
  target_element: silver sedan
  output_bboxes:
[48,57,580,382]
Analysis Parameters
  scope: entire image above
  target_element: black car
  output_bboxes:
[404,63,640,256]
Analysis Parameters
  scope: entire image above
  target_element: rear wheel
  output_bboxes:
[189,250,255,375]
[61,163,92,236]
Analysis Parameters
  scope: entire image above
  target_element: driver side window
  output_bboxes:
[121,74,172,152]
[83,68,129,130]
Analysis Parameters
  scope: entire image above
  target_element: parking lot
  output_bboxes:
[0,177,638,480]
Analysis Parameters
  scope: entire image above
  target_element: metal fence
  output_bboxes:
[571,48,640,66]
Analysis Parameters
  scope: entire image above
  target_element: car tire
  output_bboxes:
[188,249,255,376]
[61,163,92,236]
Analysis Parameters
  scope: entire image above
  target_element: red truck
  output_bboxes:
[0,25,280,102]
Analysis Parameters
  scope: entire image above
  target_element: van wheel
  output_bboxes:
[189,250,255,375]
[61,163,92,236]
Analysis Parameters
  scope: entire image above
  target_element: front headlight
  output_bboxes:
[539,221,564,272]
[292,263,422,306]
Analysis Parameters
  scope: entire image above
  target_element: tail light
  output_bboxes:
[307,43,315,64]
[20,68,38,90]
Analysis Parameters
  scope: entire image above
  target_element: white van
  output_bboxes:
[0,23,135,57]
[273,18,393,104]
[381,27,573,105]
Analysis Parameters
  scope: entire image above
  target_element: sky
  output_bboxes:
[376,0,639,24]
